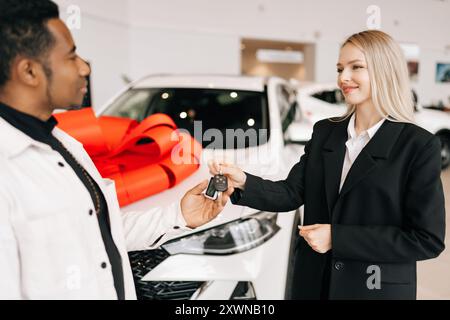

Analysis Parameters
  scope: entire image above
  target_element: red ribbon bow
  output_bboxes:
[55,108,202,207]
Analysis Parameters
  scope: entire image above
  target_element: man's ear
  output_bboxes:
[14,57,44,87]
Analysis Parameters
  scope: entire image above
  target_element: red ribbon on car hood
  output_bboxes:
[54,108,202,207]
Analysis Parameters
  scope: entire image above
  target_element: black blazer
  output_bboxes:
[232,116,446,300]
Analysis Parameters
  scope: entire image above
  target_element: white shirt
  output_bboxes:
[339,114,385,192]
[0,118,191,300]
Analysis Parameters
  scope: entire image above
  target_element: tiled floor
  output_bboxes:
[417,167,450,300]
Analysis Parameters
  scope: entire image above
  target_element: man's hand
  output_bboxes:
[299,224,332,254]
[181,180,234,229]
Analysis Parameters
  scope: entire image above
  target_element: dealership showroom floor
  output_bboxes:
[418,168,450,300]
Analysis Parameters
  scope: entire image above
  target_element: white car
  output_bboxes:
[292,83,450,170]
[96,75,307,300]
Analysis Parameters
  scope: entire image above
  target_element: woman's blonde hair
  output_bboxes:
[337,30,415,123]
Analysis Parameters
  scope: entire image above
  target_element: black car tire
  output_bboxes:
[437,134,450,170]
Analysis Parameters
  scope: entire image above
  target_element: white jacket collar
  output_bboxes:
[0,117,84,158]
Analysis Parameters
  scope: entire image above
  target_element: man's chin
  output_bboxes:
[53,104,84,112]
[67,104,84,111]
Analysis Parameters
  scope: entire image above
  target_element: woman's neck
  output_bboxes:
[354,101,383,135]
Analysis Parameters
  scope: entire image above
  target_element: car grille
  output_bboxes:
[128,249,204,300]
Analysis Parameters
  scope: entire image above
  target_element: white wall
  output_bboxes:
[53,0,450,107]
[414,48,450,107]
[55,0,131,108]
[129,27,240,81]
[127,0,450,105]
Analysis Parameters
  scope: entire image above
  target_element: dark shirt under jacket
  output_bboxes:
[0,103,125,300]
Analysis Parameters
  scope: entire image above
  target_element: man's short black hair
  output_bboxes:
[0,0,59,87]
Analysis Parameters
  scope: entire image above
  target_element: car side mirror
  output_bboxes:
[284,121,313,145]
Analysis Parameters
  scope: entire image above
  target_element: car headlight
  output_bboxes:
[161,211,280,255]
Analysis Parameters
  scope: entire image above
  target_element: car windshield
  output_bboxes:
[101,88,270,149]
[312,89,345,105]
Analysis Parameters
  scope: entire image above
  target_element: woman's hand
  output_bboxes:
[208,160,247,190]
[299,224,332,254]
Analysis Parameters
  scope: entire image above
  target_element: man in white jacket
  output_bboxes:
[0,0,233,299]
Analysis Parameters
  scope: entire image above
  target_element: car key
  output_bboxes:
[213,174,228,192]
[203,177,219,200]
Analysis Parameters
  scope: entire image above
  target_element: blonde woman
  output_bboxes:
[209,30,446,300]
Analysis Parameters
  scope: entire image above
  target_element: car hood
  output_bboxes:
[120,145,290,233]
[414,108,450,134]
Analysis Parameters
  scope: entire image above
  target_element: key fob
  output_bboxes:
[213,174,228,192]
[203,177,218,200]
